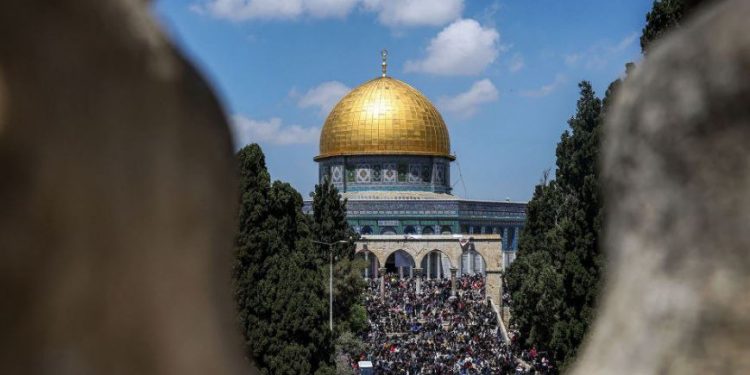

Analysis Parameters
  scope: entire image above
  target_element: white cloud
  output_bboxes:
[564,32,638,70]
[230,115,319,147]
[362,0,463,27]
[193,0,462,24]
[193,0,359,21]
[612,32,638,53]
[439,79,498,118]
[508,53,524,73]
[563,53,581,67]
[297,81,350,115]
[520,74,567,98]
[404,19,500,76]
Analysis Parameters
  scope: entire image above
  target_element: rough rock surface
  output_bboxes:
[0,1,256,374]
[573,0,750,373]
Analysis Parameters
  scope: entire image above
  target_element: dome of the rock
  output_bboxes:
[316,76,452,160]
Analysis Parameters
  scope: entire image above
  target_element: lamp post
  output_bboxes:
[312,239,348,333]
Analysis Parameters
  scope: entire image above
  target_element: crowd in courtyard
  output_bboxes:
[344,272,558,374]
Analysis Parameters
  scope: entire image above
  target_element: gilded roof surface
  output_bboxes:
[316,77,452,160]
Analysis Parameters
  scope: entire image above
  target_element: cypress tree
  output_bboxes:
[550,82,603,364]
[641,0,713,53]
[310,180,366,337]
[506,82,604,368]
[507,0,705,364]
[234,144,333,374]
[234,144,271,358]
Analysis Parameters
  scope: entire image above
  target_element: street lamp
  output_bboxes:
[312,239,349,333]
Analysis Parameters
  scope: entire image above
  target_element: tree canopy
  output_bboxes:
[641,0,713,53]
[506,82,604,368]
[233,145,364,374]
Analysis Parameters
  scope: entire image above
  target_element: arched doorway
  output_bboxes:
[420,250,451,279]
[380,226,396,235]
[356,250,380,279]
[460,246,486,276]
[421,226,434,235]
[385,250,415,279]
[403,225,416,235]
[360,225,373,235]
[440,225,453,234]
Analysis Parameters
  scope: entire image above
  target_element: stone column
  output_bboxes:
[364,252,369,279]
[413,268,423,294]
[502,227,509,251]
[426,253,431,280]
[437,254,442,279]
[450,267,458,297]
[379,267,386,301]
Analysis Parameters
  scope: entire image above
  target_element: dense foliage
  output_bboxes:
[233,144,364,375]
[641,0,713,53]
[506,82,604,368]
[507,0,707,368]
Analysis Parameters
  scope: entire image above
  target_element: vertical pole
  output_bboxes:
[329,245,333,333]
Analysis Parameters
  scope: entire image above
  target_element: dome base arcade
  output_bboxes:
[318,154,452,194]
[356,235,505,306]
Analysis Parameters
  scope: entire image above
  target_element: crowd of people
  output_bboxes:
[344,273,558,374]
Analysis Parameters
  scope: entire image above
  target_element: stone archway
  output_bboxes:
[384,249,415,279]
[419,249,452,279]
[355,250,380,279]
[459,244,486,276]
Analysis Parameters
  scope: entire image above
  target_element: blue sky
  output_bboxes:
[153,0,652,201]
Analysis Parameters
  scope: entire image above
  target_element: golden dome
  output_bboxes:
[316,77,453,160]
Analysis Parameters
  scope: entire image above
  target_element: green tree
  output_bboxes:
[234,144,334,374]
[310,180,367,337]
[641,0,713,53]
[234,144,271,359]
[310,180,356,260]
[507,83,604,368]
[508,0,709,365]
[550,82,604,364]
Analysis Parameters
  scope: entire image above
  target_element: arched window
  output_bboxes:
[421,226,434,235]
[441,225,453,235]
[403,225,416,235]
[360,226,373,235]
